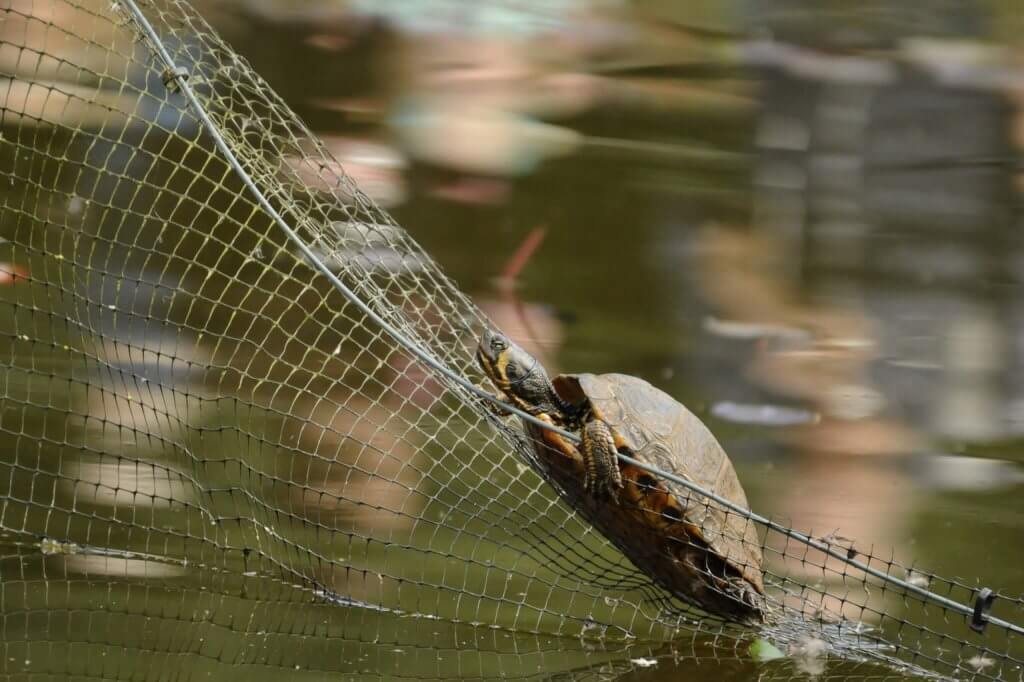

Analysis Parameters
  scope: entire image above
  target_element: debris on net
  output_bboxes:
[0,2,1021,681]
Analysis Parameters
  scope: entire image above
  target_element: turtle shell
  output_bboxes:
[553,372,765,612]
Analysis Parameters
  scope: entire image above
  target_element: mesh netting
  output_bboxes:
[0,1,1021,680]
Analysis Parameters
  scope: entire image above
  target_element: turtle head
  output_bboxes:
[476,329,557,416]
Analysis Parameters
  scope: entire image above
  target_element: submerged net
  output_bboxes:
[0,1,1021,679]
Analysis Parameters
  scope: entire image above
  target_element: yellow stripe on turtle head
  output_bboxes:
[495,352,513,387]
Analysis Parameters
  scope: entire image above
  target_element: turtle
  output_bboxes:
[476,329,765,623]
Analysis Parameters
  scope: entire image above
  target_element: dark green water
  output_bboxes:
[1,1,1023,680]
[223,0,1024,593]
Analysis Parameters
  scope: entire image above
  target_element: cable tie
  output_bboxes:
[161,65,189,92]
[970,588,995,633]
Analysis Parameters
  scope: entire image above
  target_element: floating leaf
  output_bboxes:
[750,639,786,662]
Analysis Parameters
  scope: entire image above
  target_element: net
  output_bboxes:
[0,1,1021,680]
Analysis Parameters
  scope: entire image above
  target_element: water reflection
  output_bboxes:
[701,25,1022,625]
[354,0,604,188]
[3,0,1024,679]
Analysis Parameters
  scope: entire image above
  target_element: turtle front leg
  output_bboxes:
[480,391,513,417]
[581,418,624,501]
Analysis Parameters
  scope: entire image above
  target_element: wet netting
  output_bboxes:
[0,1,1021,680]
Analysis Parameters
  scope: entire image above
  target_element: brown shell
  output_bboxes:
[552,373,765,609]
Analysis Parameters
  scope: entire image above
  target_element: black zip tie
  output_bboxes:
[161,65,189,93]
[970,588,995,633]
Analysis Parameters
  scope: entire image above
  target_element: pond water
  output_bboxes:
[1,1,1023,680]
[218,0,1024,605]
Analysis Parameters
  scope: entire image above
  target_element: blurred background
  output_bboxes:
[182,0,1024,588]
[3,0,1024,679]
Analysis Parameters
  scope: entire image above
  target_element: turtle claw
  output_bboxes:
[604,483,621,505]
[584,469,622,504]
[581,417,624,503]
[583,470,598,495]
[481,392,512,418]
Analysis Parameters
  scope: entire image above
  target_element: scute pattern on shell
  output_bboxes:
[575,373,764,593]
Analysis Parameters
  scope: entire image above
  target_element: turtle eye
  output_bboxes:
[490,336,507,352]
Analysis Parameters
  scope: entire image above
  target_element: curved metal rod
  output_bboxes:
[117,0,1023,638]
